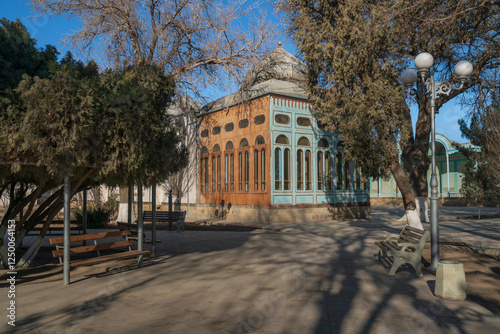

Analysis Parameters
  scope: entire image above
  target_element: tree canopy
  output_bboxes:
[0,17,59,92]
[0,19,187,268]
[29,0,275,99]
[278,0,500,223]
[456,86,500,205]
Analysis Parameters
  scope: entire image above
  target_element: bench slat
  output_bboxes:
[50,230,131,245]
[57,250,151,267]
[404,226,425,234]
[401,228,424,238]
[379,240,401,251]
[399,233,420,244]
[143,211,185,222]
[52,240,134,257]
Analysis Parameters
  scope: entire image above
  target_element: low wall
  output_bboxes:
[180,203,371,223]
[370,196,498,207]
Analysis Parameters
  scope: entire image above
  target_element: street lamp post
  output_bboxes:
[400,52,473,272]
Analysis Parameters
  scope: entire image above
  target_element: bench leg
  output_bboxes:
[387,256,407,276]
[375,249,383,261]
[408,255,423,277]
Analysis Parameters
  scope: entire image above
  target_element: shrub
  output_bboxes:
[73,205,113,229]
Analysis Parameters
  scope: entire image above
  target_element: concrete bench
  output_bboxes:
[375,225,430,277]
[50,230,150,267]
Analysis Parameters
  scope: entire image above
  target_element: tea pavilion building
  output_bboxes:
[187,45,370,222]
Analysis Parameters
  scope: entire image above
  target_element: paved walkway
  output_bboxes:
[1,206,500,334]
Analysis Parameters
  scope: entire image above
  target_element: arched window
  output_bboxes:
[344,159,351,190]
[305,150,311,190]
[230,153,234,191]
[275,148,281,190]
[336,142,345,190]
[217,155,221,191]
[255,135,265,145]
[354,166,367,190]
[254,149,259,190]
[225,141,234,150]
[317,139,332,191]
[201,147,209,192]
[325,151,332,190]
[317,151,323,190]
[297,149,303,190]
[297,137,310,146]
[225,154,229,191]
[239,152,243,191]
[261,149,265,190]
[200,157,205,192]
[204,157,208,192]
[276,135,289,144]
[240,138,249,147]
[212,156,216,192]
[336,152,343,190]
[214,144,220,152]
[284,148,291,190]
[245,151,249,191]
[318,138,329,148]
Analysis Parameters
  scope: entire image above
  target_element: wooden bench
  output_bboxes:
[50,231,150,267]
[29,220,84,235]
[143,210,186,233]
[116,222,161,243]
[375,225,430,277]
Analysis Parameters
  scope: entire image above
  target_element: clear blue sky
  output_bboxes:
[2,0,470,143]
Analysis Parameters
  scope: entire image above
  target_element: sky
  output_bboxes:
[2,0,471,143]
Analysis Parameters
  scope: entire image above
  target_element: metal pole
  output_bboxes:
[429,74,440,273]
[127,186,133,224]
[446,152,450,197]
[152,185,157,256]
[168,174,173,230]
[63,177,71,285]
[83,189,87,246]
[137,184,144,267]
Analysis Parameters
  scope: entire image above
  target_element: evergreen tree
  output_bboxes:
[278,0,500,226]
[456,90,500,211]
[0,20,186,268]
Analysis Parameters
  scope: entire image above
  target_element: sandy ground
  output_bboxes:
[422,244,500,317]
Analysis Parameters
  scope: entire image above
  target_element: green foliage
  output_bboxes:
[73,206,112,229]
[1,56,186,186]
[279,0,500,204]
[0,18,59,92]
[0,20,188,268]
[456,94,500,205]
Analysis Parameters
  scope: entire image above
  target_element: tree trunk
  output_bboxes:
[117,187,131,222]
[389,161,424,230]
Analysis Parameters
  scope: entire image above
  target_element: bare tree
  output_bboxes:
[30,0,276,219]
[29,0,275,99]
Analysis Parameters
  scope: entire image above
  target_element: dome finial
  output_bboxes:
[278,41,282,47]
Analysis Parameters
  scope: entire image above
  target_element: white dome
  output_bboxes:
[241,46,307,89]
